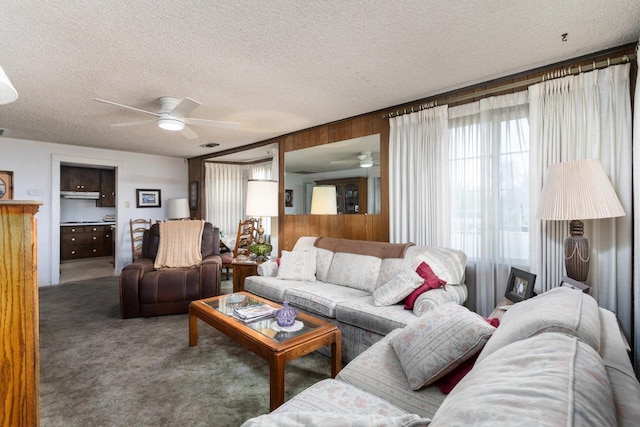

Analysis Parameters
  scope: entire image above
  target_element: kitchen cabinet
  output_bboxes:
[60,225,113,260]
[60,166,100,192]
[0,201,41,426]
[316,177,368,214]
[97,169,116,207]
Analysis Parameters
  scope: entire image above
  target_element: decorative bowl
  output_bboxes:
[226,293,247,305]
[274,301,298,327]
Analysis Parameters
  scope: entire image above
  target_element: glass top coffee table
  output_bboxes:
[189,291,342,411]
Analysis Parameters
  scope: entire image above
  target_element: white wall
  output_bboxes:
[1,137,189,286]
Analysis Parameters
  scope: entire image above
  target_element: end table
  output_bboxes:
[231,258,260,292]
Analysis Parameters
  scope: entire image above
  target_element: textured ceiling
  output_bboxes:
[0,1,638,159]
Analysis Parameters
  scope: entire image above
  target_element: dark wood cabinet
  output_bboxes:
[97,169,116,207]
[60,225,113,260]
[60,166,100,192]
[316,177,368,214]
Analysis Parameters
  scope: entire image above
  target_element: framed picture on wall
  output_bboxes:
[0,171,14,200]
[189,181,198,210]
[285,189,293,207]
[136,189,161,208]
[505,267,536,303]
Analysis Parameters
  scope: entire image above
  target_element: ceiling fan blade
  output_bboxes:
[184,117,241,129]
[179,125,199,140]
[330,160,358,165]
[170,97,200,118]
[92,98,159,117]
[112,119,156,127]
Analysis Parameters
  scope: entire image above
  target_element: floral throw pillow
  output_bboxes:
[390,303,496,390]
[372,270,423,306]
[276,250,317,281]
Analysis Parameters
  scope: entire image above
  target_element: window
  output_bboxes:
[448,99,530,265]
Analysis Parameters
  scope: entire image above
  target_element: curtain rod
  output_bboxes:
[383,52,636,119]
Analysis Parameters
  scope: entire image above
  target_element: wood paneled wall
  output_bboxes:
[188,112,391,254]
[278,113,390,251]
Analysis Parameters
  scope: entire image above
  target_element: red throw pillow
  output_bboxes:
[415,261,446,290]
[403,283,431,310]
[436,316,500,393]
[403,262,446,310]
[437,352,479,393]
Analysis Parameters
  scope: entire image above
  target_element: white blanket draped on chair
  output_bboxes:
[154,220,205,269]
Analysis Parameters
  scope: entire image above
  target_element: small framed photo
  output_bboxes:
[560,276,591,294]
[189,181,198,210]
[285,189,293,207]
[136,189,161,208]
[505,267,536,303]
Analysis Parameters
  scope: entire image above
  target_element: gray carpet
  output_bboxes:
[39,277,330,426]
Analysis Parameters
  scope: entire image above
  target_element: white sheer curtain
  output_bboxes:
[448,92,530,316]
[204,163,248,238]
[389,106,449,246]
[529,64,633,344]
[249,160,276,239]
[630,44,640,372]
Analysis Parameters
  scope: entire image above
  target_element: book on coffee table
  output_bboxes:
[233,304,277,322]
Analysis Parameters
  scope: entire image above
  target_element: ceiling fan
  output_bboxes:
[331,151,380,168]
[91,96,240,140]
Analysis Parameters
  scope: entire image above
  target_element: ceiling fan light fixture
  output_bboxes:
[360,157,373,168]
[157,117,184,131]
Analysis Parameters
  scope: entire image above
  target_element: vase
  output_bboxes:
[274,301,298,327]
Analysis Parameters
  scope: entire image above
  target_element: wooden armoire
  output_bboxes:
[1,201,41,426]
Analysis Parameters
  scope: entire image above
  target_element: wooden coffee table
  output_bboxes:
[189,292,342,410]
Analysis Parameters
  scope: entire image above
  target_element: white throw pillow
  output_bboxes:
[372,270,423,306]
[390,303,496,390]
[276,250,317,281]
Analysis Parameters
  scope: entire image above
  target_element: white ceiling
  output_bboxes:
[0,1,638,159]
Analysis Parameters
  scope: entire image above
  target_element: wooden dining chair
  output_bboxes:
[129,218,152,262]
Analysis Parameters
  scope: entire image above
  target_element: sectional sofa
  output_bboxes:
[244,236,468,362]
[243,287,640,426]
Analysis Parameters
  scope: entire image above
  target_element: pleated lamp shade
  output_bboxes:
[536,158,624,282]
[536,159,624,221]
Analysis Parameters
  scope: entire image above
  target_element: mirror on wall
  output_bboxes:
[284,134,381,215]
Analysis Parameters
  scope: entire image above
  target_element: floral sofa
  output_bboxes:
[244,236,467,362]
[243,287,640,426]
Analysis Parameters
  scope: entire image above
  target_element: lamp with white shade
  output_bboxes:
[0,65,18,105]
[245,179,278,260]
[536,158,625,282]
[310,185,338,215]
[167,198,191,220]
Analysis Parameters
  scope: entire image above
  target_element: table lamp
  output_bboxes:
[167,198,190,220]
[536,159,625,282]
[310,185,338,214]
[245,179,278,260]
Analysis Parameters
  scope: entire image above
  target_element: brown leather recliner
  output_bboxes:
[119,222,222,318]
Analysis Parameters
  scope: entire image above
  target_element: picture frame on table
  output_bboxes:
[136,189,161,208]
[505,267,536,303]
[559,276,591,294]
[189,181,198,210]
